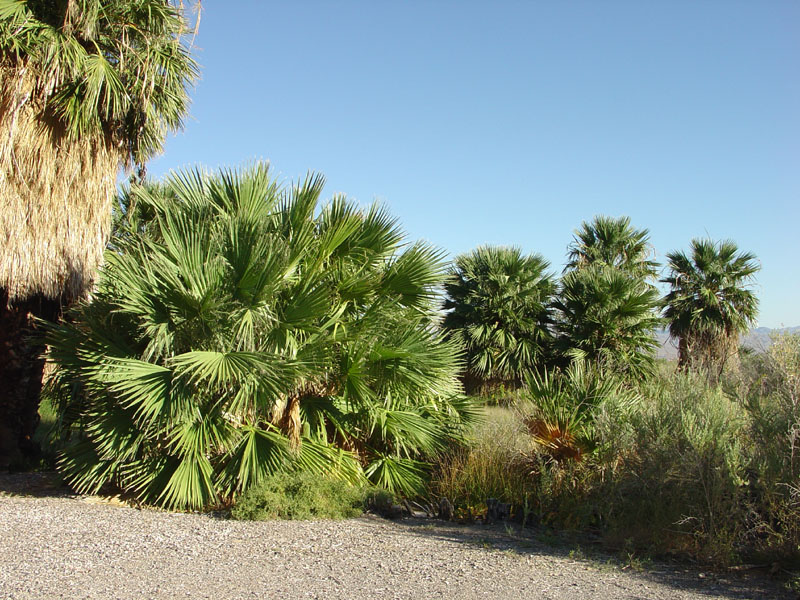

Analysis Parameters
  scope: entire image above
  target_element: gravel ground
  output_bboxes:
[0,474,793,600]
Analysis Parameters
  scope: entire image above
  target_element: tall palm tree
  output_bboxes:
[443,246,555,392]
[46,164,476,509]
[662,238,760,376]
[0,0,197,466]
[553,264,661,379]
[565,215,659,280]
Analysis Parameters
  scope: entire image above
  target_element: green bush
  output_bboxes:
[428,364,800,567]
[735,333,800,563]
[593,370,747,563]
[230,472,365,521]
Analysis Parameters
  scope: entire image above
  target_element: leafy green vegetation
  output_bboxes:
[0,0,199,469]
[443,246,555,392]
[44,164,478,510]
[553,265,662,378]
[565,215,659,280]
[662,238,760,378]
[23,142,788,573]
[430,341,800,568]
[230,472,366,521]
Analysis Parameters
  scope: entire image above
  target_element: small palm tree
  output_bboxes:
[46,164,476,509]
[443,246,555,392]
[553,264,662,379]
[0,0,198,466]
[519,361,637,462]
[565,215,658,280]
[662,238,760,376]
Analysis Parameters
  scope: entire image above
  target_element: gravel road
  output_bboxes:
[0,474,792,599]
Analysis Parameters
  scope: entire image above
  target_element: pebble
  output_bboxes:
[0,478,792,600]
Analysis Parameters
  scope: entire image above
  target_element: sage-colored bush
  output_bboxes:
[429,358,800,567]
[230,472,365,520]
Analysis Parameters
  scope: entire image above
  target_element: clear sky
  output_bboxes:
[148,1,799,328]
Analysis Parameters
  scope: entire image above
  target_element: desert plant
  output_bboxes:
[429,406,535,516]
[519,361,637,462]
[0,0,198,467]
[737,333,800,562]
[443,246,555,392]
[662,238,760,378]
[45,163,477,509]
[593,370,749,563]
[230,471,365,520]
[552,265,661,379]
[565,215,659,280]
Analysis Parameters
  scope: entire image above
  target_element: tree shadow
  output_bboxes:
[377,517,795,600]
[0,471,73,498]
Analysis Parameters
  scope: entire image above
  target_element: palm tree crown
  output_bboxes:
[0,0,198,301]
[443,246,555,390]
[565,215,658,280]
[662,238,760,374]
[553,264,661,379]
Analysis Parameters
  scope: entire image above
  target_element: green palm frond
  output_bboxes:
[443,245,555,389]
[565,215,659,279]
[365,454,429,496]
[662,238,760,374]
[0,0,198,165]
[294,437,365,485]
[553,264,661,379]
[46,162,473,509]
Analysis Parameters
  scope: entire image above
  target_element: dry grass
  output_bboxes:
[0,66,119,302]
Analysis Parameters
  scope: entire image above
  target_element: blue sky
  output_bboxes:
[148,1,799,328]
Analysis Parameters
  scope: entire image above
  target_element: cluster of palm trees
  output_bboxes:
[0,1,763,511]
[444,215,761,389]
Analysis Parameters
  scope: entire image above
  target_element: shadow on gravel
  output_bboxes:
[0,471,72,498]
[1,474,793,599]
[380,517,795,600]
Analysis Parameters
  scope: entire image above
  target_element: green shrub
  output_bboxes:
[230,472,365,521]
[735,333,800,563]
[429,406,534,519]
[593,370,747,563]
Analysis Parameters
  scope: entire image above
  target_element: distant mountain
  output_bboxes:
[656,326,800,360]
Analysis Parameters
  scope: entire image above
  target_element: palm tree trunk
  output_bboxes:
[0,289,60,468]
[677,335,689,370]
[278,395,302,449]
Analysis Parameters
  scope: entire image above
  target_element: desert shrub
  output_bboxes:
[430,348,800,568]
[593,370,748,563]
[230,472,365,520]
[429,406,535,519]
[735,333,800,563]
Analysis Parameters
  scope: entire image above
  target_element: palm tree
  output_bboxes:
[662,238,760,377]
[0,0,198,466]
[565,215,659,280]
[553,264,662,379]
[443,246,555,392]
[46,164,477,509]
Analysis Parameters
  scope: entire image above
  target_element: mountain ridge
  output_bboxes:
[656,326,799,360]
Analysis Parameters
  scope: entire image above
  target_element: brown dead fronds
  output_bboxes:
[0,66,120,303]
